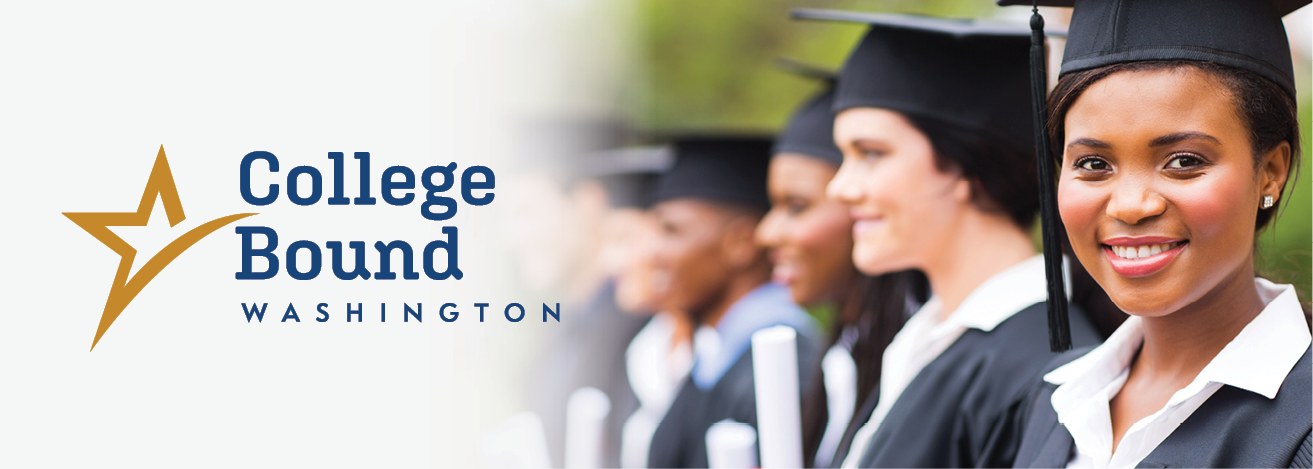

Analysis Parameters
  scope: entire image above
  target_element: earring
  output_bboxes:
[1262,195,1275,209]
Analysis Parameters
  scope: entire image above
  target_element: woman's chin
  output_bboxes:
[1106,290,1183,319]
[853,249,902,276]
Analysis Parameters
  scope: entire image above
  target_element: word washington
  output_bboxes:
[241,302,563,323]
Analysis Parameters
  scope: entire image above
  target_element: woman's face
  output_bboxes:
[1058,67,1289,317]
[827,108,970,276]
[756,154,857,305]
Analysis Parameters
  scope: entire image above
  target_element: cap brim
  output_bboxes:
[792,8,1067,37]
[775,57,838,81]
[576,146,674,178]
[996,0,1309,17]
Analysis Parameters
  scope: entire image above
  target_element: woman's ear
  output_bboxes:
[951,175,973,205]
[1259,141,1293,203]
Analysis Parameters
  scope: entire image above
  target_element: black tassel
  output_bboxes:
[1029,4,1072,352]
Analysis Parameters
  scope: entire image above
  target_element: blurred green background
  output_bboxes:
[622,0,1313,307]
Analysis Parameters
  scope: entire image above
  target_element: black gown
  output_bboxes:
[853,302,1102,468]
[1014,346,1313,468]
[647,335,821,468]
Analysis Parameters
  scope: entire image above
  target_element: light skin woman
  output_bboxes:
[1053,63,1295,448]
[826,109,1036,321]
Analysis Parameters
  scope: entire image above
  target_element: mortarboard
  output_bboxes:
[792,10,1059,156]
[650,136,775,212]
[574,146,675,209]
[1000,0,1308,98]
[773,60,844,167]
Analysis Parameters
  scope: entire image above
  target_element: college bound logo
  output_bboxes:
[64,146,256,351]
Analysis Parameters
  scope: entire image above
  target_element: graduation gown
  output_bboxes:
[1014,346,1313,468]
[853,302,1101,468]
[647,335,821,468]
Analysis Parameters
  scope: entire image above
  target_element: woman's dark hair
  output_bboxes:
[799,269,929,467]
[909,113,1129,335]
[905,115,1040,229]
[1046,60,1302,231]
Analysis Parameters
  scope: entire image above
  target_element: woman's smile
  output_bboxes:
[1100,236,1188,278]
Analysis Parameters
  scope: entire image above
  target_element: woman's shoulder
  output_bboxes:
[938,303,1101,415]
[1138,346,1311,467]
[960,301,1102,373]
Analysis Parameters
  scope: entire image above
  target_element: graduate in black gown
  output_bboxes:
[790,10,1107,467]
[994,0,1313,466]
[754,74,930,468]
[645,136,823,468]
[527,144,673,468]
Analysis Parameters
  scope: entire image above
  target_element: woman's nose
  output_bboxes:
[1105,176,1168,225]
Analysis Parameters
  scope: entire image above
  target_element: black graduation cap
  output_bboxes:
[999,0,1308,98]
[792,10,1060,156]
[994,0,1308,351]
[774,60,843,167]
[575,146,675,209]
[650,136,774,211]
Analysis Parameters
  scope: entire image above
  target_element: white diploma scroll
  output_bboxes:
[705,419,758,469]
[751,325,804,468]
[564,387,611,469]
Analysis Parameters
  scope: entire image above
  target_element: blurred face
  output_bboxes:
[496,174,586,292]
[756,154,856,305]
[1058,67,1289,316]
[614,210,662,313]
[651,199,754,317]
[827,108,970,275]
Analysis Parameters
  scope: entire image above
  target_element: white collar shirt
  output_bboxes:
[1046,278,1311,469]
[841,254,1060,468]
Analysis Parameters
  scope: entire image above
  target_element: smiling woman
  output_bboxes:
[1053,62,1299,316]
[1009,0,1312,467]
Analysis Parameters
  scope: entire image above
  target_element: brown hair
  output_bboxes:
[905,115,1040,229]
[1046,60,1302,230]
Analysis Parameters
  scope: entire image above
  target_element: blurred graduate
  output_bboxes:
[501,129,675,467]
[645,136,822,468]
[791,10,1114,467]
[753,73,929,468]
[1000,0,1312,466]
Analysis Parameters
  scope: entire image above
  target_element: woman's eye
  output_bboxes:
[786,200,809,215]
[1166,154,1203,169]
[1076,157,1110,171]
[861,149,885,160]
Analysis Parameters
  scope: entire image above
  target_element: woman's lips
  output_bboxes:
[852,218,883,236]
[1101,237,1188,278]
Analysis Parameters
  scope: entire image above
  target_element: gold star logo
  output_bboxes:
[64,146,257,351]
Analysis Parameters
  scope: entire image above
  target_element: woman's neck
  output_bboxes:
[921,211,1036,322]
[1135,261,1264,383]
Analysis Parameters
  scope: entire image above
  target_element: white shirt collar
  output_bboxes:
[938,253,1063,333]
[1045,278,1310,469]
[1046,278,1310,398]
[838,254,1060,469]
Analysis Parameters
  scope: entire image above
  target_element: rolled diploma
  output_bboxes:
[705,419,758,469]
[752,325,803,468]
[565,387,611,468]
